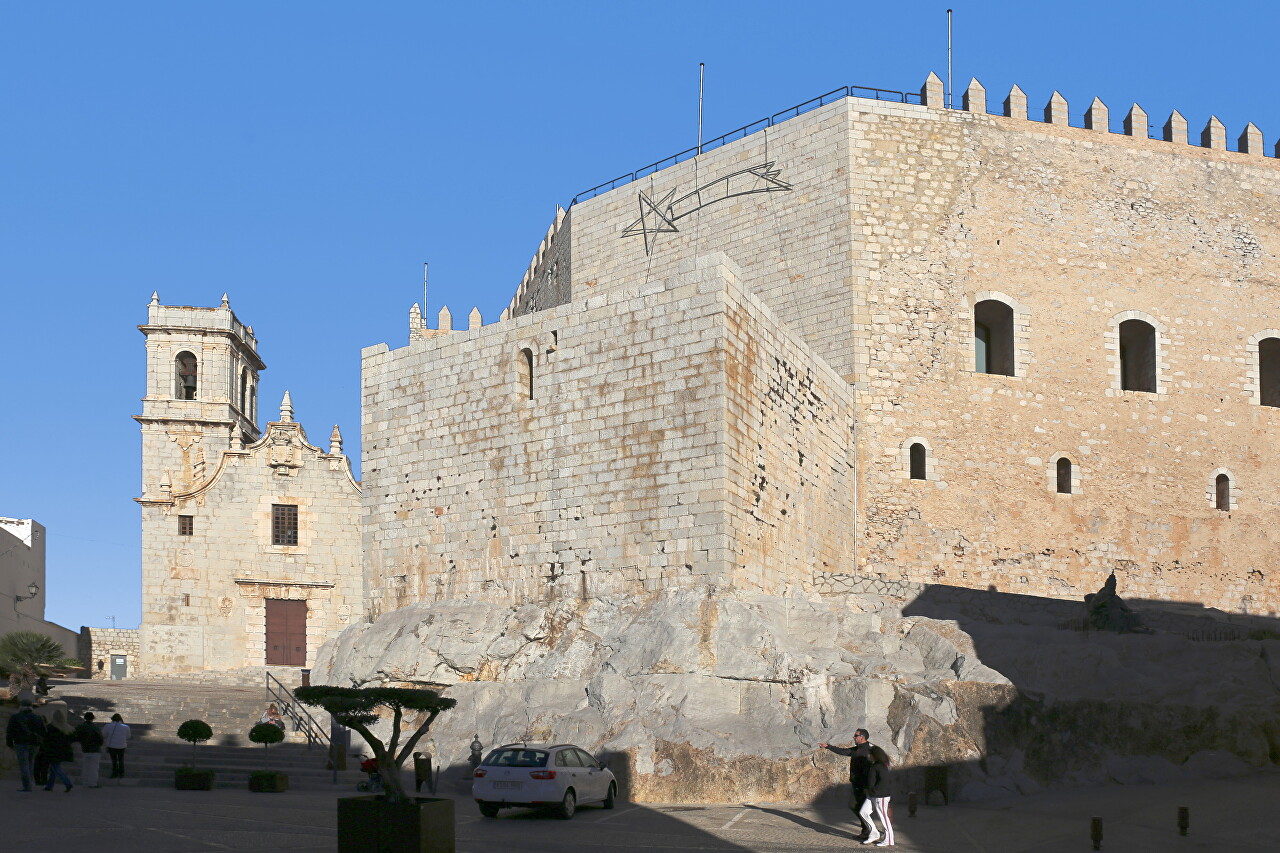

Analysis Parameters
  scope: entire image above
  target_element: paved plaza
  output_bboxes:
[3,767,1276,851]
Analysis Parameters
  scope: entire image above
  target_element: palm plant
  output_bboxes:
[0,631,81,696]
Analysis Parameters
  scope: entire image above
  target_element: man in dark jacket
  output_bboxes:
[819,728,879,840]
[5,698,47,792]
[74,712,104,788]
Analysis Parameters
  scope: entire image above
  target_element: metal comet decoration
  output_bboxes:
[622,161,792,254]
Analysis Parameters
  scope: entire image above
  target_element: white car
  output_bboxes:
[472,743,618,819]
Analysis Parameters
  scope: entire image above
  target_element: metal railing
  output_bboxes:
[570,83,921,206]
[265,671,330,750]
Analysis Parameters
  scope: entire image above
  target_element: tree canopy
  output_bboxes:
[295,685,456,803]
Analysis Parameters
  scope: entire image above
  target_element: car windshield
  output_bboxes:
[483,748,549,768]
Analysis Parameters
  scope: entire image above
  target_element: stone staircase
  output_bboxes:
[46,677,370,791]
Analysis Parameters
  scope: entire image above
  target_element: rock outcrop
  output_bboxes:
[313,587,1011,802]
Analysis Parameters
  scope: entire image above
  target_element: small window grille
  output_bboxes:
[272,504,298,546]
[178,515,194,536]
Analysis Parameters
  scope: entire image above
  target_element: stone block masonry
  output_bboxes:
[360,254,855,614]
[79,627,140,679]
[539,77,1280,616]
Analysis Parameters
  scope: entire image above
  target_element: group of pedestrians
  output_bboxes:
[5,697,130,792]
[819,728,896,847]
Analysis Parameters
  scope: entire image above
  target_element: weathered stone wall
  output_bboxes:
[138,417,361,675]
[80,627,140,679]
[361,255,855,610]
[509,207,572,318]
[554,85,1280,615]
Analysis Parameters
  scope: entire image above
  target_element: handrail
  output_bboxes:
[265,671,330,750]
[570,81,921,206]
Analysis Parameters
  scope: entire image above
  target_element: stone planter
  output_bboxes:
[249,771,289,792]
[337,795,455,853]
[174,768,215,790]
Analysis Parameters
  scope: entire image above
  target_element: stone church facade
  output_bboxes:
[136,295,361,676]
[139,72,1280,676]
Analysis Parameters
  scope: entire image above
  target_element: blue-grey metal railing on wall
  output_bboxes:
[569,83,922,206]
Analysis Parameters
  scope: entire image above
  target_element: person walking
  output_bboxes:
[861,745,895,846]
[41,707,76,792]
[74,711,105,788]
[818,728,887,842]
[102,713,131,779]
[5,697,47,792]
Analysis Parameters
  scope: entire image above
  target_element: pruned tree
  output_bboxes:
[295,685,456,803]
[177,719,213,768]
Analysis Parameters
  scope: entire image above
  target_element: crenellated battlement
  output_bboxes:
[949,73,1276,160]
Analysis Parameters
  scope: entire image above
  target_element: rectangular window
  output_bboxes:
[272,504,298,546]
[178,515,194,536]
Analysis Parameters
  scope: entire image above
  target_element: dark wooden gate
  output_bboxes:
[265,599,307,666]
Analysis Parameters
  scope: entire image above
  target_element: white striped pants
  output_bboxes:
[858,796,894,845]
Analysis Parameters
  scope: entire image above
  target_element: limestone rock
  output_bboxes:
[314,588,1009,802]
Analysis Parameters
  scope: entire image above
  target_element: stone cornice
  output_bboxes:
[233,578,336,588]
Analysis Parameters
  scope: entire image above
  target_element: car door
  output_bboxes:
[553,748,579,797]
[574,748,607,802]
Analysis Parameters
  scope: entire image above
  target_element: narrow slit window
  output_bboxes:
[1056,458,1073,494]
[519,348,534,400]
[973,300,1015,376]
[1118,319,1157,392]
[175,352,198,400]
[178,515,194,536]
[909,443,927,480]
[1259,338,1280,407]
[240,368,249,413]
[1215,474,1231,511]
[272,504,298,546]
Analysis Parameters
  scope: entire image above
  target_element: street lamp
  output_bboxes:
[15,582,39,602]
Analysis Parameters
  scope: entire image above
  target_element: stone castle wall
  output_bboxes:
[360,256,855,611]
[538,83,1280,615]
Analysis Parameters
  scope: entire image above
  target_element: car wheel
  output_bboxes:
[478,802,500,818]
[603,782,617,809]
[555,789,576,820]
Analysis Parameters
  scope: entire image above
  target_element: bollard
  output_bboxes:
[1177,806,1189,836]
[908,791,918,817]
[1091,817,1103,850]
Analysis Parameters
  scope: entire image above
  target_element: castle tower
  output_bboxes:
[134,292,264,500]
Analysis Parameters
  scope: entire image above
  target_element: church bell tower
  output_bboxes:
[135,292,265,500]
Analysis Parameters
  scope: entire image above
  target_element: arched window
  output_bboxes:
[1259,337,1280,407]
[240,368,249,413]
[175,352,198,400]
[1118,319,1157,392]
[909,443,927,480]
[249,384,257,423]
[1215,473,1231,511]
[973,299,1015,376]
[518,348,534,400]
[1056,457,1073,494]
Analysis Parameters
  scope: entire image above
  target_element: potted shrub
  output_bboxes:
[247,722,289,792]
[296,685,457,853]
[174,719,215,790]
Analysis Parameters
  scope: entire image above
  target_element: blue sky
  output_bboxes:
[3,1,1277,632]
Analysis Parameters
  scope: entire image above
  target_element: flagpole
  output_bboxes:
[698,63,705,155]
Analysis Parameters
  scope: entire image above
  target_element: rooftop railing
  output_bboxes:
[570,83,920,206]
